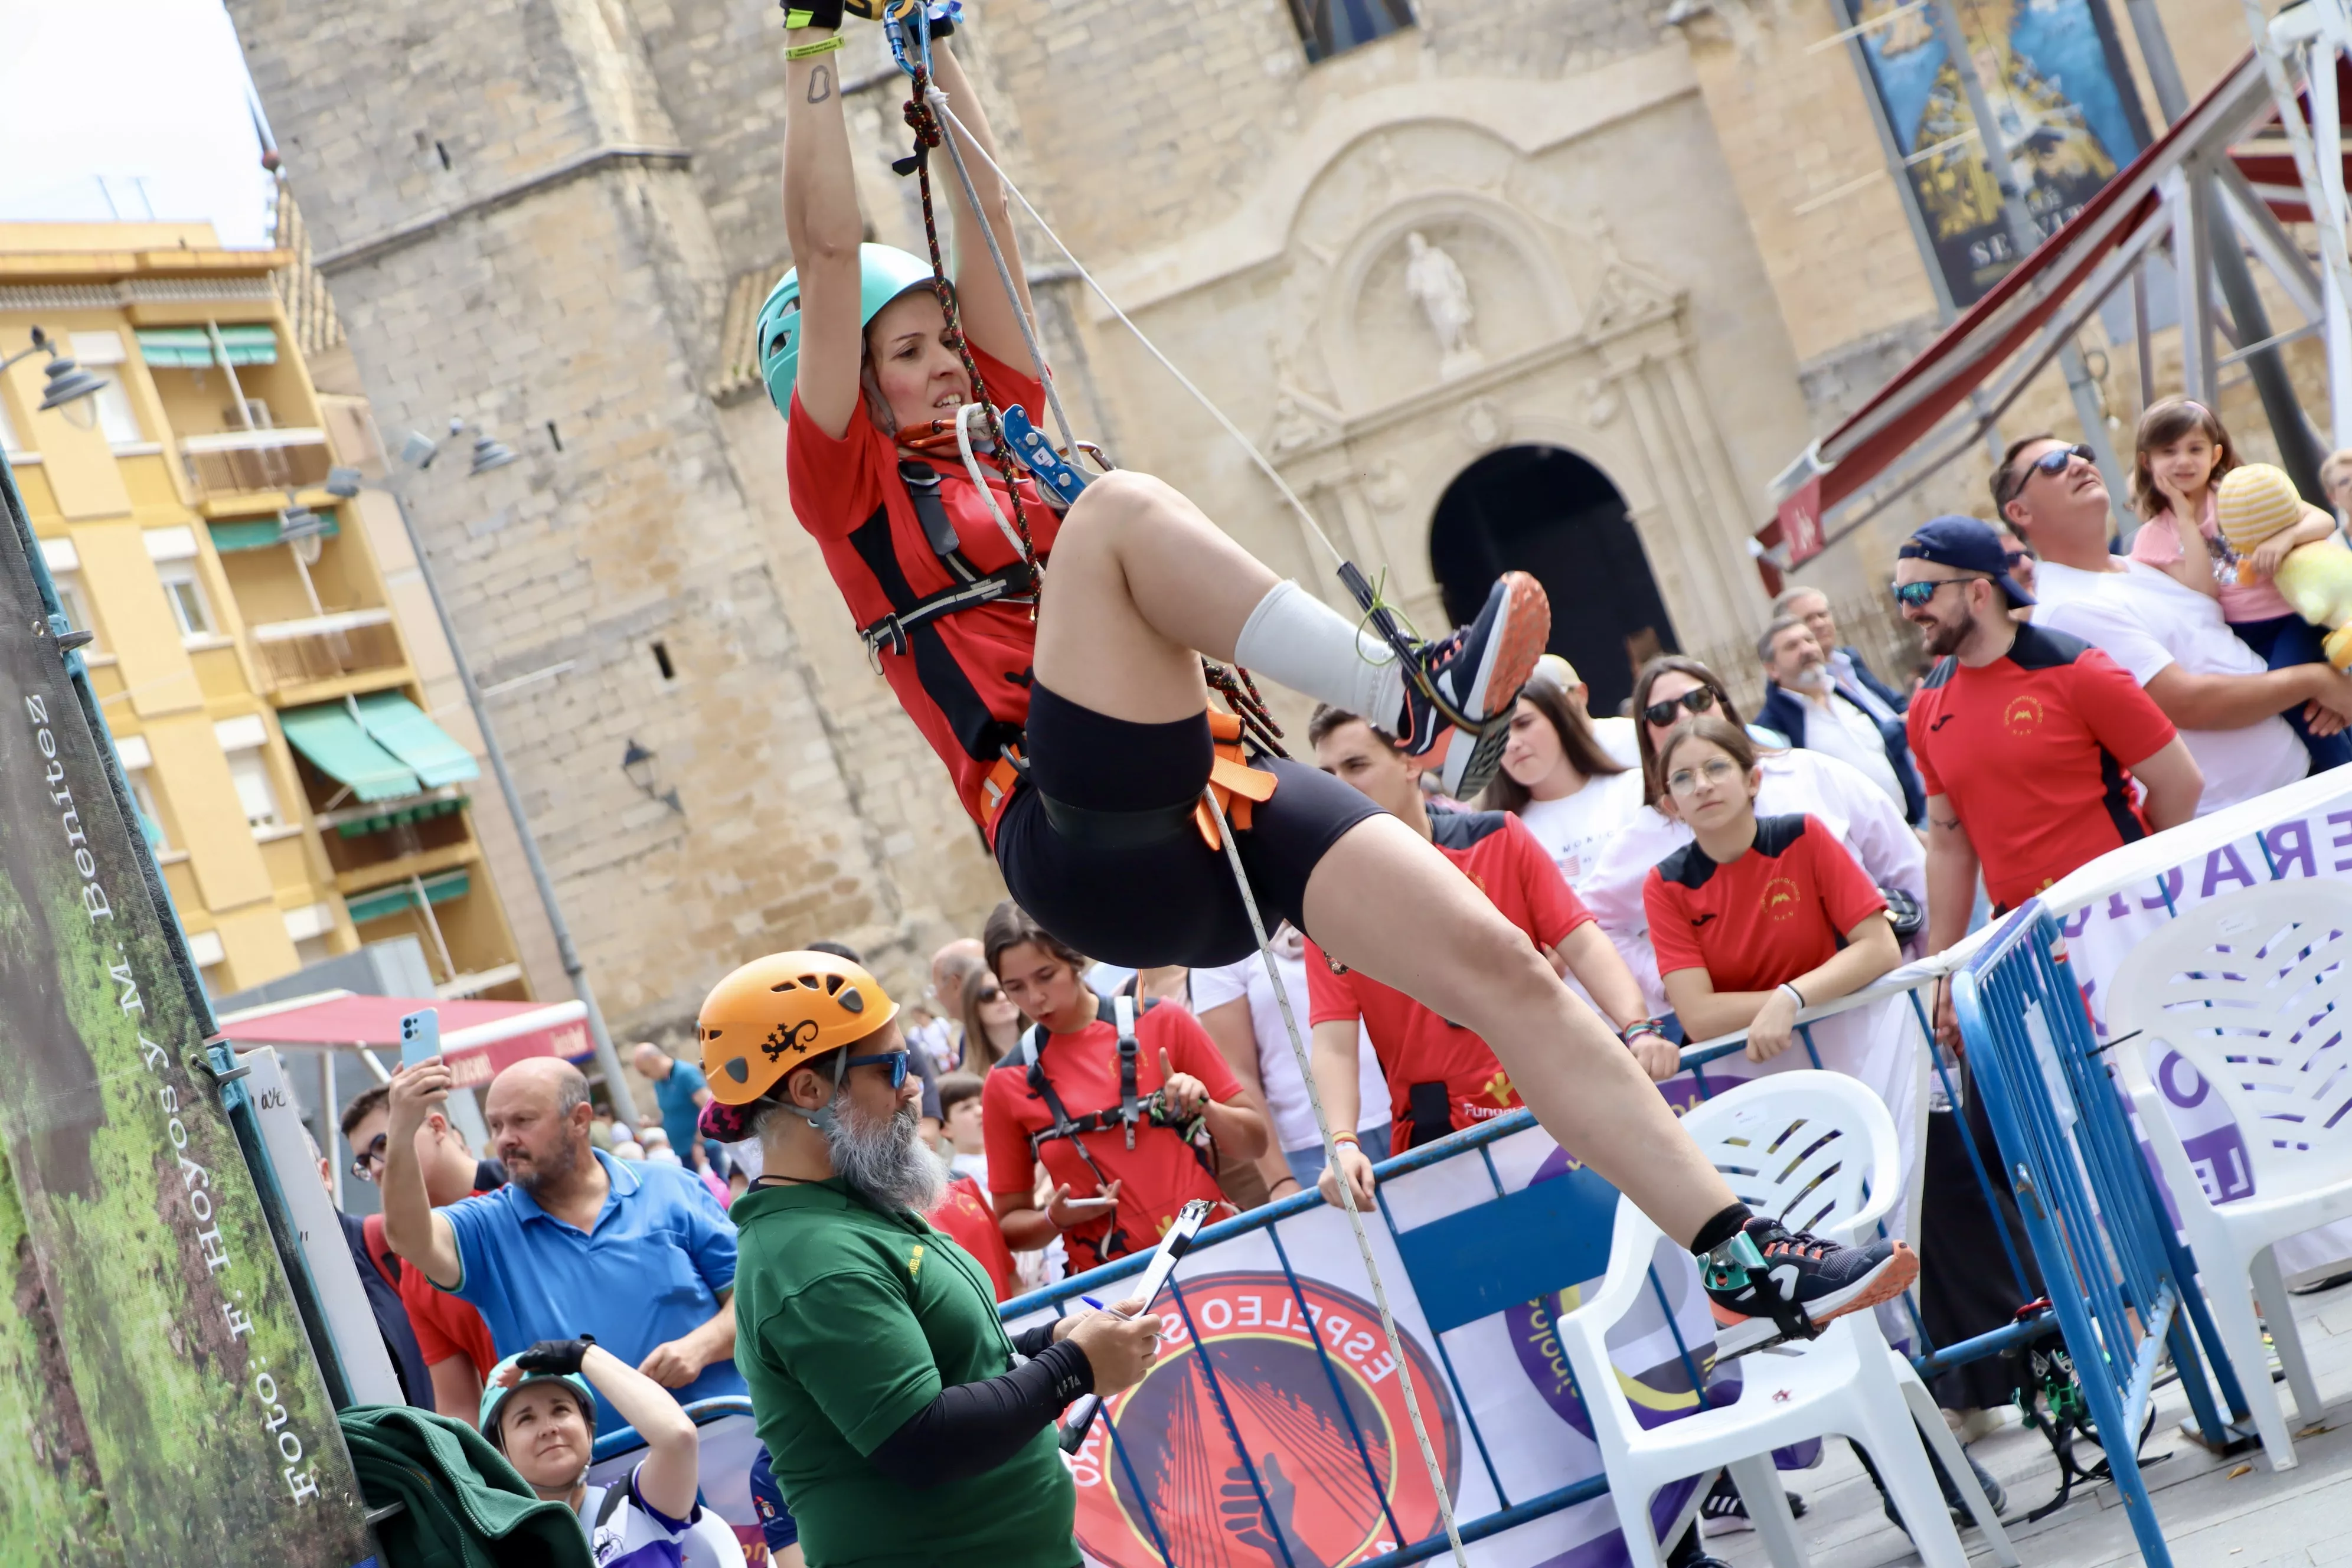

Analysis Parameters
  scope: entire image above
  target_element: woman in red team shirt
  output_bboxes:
[977,903,1267,1270]
[767,4,1903,1325]
[1642,718,1904,1069]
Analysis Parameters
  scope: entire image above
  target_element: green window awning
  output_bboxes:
[135,325,279,368]
[280,704,419,802]
[209,512,341,553]
[334,795,466,839]
[352,692,479,789]
[347,870,472,925]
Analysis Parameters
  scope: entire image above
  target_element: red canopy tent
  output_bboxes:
[1759,50,2349,575]
[217,992,593,1092]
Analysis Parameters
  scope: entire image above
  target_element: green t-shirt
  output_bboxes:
[730,1179,1077,1568]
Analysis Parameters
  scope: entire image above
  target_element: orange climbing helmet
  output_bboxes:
[697,950,901,1107]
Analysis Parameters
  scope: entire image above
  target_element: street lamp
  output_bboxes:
[326,450,643,1124]
[620,739,685,814]
[1,327,110,430]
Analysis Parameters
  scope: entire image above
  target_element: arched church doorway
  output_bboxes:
[1429,445,1677,720]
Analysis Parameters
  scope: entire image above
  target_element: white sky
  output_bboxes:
[0,0,274,247]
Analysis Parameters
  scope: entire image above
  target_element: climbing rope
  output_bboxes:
[1204,788,1472,1568]
[890,25,1042,597]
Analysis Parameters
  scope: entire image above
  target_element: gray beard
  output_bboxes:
[511,1136,580,1200]
[828,1097,944,1214]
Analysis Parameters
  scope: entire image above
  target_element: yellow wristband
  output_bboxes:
[1330,1130,1360,1148]
[786,33,845,57]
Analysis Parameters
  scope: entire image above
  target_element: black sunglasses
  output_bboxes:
[350,1132,389,1182]
[1997,442,2096,505]
[1641,687,1717,728]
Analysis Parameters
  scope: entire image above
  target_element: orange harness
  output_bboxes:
[971,709,1279,849]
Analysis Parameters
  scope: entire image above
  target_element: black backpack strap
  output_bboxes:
[855,463,1035,664]
[898,459,974,573]
[594,1478,630,1529]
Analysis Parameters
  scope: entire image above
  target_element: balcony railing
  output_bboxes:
[178,427,333,497]
[250,607,403,691]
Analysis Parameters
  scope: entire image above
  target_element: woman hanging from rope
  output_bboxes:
[763,0,1913,1337]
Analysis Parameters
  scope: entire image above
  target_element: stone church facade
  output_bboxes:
[224,0,2266,1031]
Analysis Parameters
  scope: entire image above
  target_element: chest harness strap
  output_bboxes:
[858,458,1039,665]
[1001,996,1219,1261]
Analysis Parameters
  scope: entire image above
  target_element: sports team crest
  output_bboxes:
[1071,1270,1461,1568]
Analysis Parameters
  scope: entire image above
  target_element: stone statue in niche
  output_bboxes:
[1403,232,1484,380]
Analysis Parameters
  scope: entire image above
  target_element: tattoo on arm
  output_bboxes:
[807,64,832,104]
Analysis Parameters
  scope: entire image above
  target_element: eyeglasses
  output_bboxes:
[350,1132,389,1183]
[1892,577,1983,609]
[1997,442,2096,506]
[845,1050,910,1090]
[1641,687,1717,728]
[1665,756,1743,796]
[2003,549,2034,569]
[976,987,1004,1005]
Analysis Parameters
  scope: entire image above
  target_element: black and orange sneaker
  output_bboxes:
[1388,570,1550,799]
[1702,1216,1919,1338]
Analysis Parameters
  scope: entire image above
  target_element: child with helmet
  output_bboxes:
[700,947,1164,1567]
[480,1335,746,1566]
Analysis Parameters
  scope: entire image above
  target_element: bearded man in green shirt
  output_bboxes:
[699,948,1161,1568]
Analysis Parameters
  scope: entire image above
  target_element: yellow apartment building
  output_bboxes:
[0,221,528,1002]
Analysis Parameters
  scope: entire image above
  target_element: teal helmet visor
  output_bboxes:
[757,243,943,417]
[479,1352,596,1449]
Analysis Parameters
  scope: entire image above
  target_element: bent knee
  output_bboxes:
[1060,468,1179,543]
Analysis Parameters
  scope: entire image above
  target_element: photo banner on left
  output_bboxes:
[0,450,370,1566]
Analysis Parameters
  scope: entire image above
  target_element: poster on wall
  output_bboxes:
[0,454,370,1565]
[1834,0,2152,308]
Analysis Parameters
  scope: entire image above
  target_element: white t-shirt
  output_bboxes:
[1582,747,1928,1015]
[2032,557,2307,814]
[1192,939,1390,1153]
[1786,684,1907,812]
[1515,767,1646,894]
[1590,714,1642,769]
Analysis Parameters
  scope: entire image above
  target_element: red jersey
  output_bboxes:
[1644,814,1886,992]
[1906,625,2175,910]
[928,1174,1018,1302]
[367,1197,497,1380]
[1306,811,1595,1155]
[981,1001,1240,1270]
[785,345,1060,828]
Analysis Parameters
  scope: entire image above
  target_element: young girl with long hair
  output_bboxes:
[956,966,1023,1073]
[1580,656,1925,1018]
[1484,663,1642,894]
[2128,397,2348,768]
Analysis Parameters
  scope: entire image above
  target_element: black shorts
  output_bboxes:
[995,681,1384,968]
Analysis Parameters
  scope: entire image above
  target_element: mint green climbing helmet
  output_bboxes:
[757,243,941,417]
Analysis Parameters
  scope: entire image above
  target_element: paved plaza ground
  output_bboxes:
[1710,1279,2352,1568]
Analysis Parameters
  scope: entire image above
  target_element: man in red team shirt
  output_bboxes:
[1302,706,1675,1208]
[342,1084,504,1422]
[1897,515,2203,961]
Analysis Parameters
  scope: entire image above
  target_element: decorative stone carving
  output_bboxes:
[1460,397,1503,449]
[1582,375,1622,428]
[1578,214,1681,332]
[1404,231,1485,380]
[1362,458,1407,511]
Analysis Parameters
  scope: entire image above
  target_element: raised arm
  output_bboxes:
[567,1343,700,1521]
[927,37,1035,374]
[782,7,871,439]
[382,1060,465,1290]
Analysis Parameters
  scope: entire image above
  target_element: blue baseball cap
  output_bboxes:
[1898,515,2034,607]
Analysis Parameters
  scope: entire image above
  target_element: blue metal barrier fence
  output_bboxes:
[1954,904,2252,1568]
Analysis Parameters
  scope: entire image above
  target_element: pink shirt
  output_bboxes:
[2128,494,2295,622]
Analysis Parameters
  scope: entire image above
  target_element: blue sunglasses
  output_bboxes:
[845,1050,910,1089]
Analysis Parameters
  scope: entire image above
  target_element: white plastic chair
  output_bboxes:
[1556,1071,2015,1568]
[2110,878,2352,1471]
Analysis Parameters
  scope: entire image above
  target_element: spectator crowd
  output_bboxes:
[319,395,2352,1568]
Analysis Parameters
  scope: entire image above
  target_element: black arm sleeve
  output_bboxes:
[1010,1321,1059,1358]
[866,1338,1093,1488]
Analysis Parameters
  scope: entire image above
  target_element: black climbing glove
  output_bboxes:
[515,1335,596,1377]
[782,0,847,30]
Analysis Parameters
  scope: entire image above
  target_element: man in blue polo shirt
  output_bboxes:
[381,1054,744,1429]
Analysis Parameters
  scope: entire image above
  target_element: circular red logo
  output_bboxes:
[1071,1270,1462,1568]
